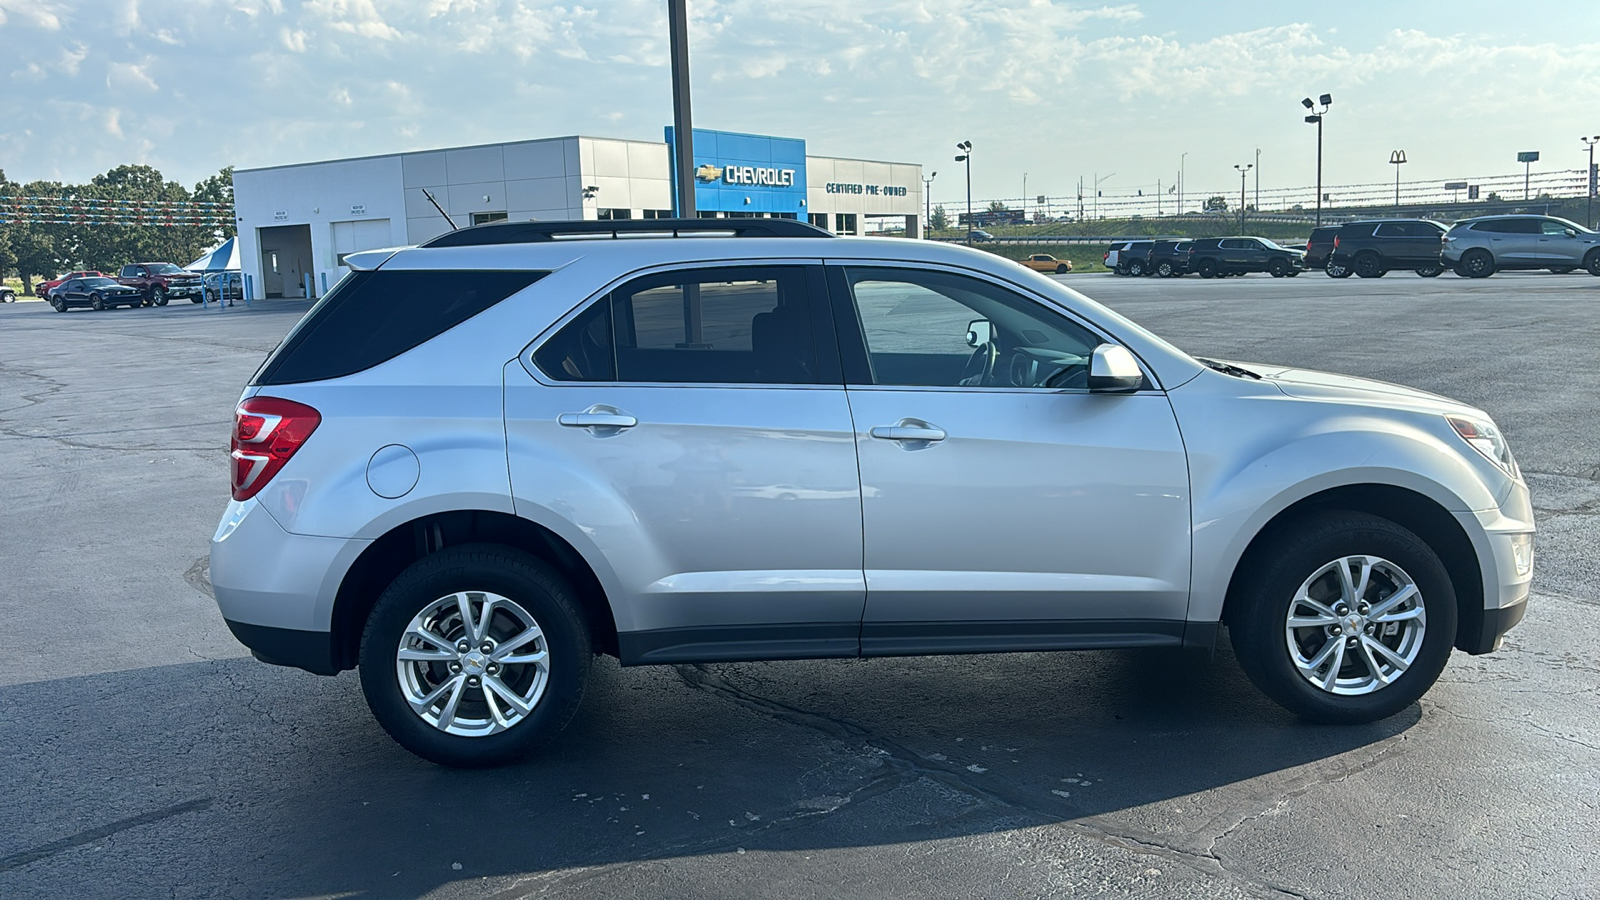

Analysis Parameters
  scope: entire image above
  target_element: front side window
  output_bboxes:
[840,267,1099,389]
[535,266,824,385]
[1541,219,1574,236]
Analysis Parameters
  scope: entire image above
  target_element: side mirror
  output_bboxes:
[1087,344,1143,392]
[965,319,993,347]
[1565,229,1578,238]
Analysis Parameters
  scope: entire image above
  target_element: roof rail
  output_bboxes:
[420,217,835,248]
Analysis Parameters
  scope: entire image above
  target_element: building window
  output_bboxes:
[471,211,508,226]
[726,211,757,218]
[772,212,798,220]
[835,213,858,235]
[641,209,674,219]
[698,211,721,218]
[809,213,829,230]
[598,208,633,220]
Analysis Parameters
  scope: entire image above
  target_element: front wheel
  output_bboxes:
[1055,263,1068,274]
[1196,259,1217,278]
[1228,512,1457,724]
[1353,253,1384,278]
[90,293,105,311]
[1584,249,1600,277]
[359,544,591,767]
[153,287,169,306]
[1268,258,1289,278]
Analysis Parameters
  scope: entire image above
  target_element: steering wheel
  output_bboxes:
[958,339,998,386]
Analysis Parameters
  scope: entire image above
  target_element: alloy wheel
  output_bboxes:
[396,591,551,737]
[1284,555,1426,696]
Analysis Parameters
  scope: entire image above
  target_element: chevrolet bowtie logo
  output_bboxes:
[695,164,724,183]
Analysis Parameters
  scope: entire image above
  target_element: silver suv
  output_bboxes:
[1443,214,1600,277]
[212,219,1533,767]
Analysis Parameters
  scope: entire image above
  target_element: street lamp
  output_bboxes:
[1583,136,1599,229]
[1389,150,1407,206]
[1179,152,1188,214]
[1302,93,1332,225]
[1234,163,1252,233]
[955,141,973,245]
[923,171,937,237]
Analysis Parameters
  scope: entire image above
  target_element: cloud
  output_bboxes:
[304,0,401,40]
[0,0,66,29]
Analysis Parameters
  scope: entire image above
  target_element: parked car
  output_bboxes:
[210,218,1531,767]
[1442,215,1600,278]
[49,276,144,311]
[200,271,244,303]
[1145,240,1193,277]
[37,271,105,299]
[1327,219,1448,278]
[1104,240,1155,275]
[1019,253,1072,274]
[1303,226,1345,276]
[1,285,15,303]
[116,262,203,306]
[1185,237,1305,278]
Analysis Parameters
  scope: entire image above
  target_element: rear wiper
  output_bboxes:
[1196,357,1261,380]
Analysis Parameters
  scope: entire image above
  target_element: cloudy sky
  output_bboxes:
[4,0,1599,207]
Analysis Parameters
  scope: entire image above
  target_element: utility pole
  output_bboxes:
[1518,151,1539,200]
[1584,136,1600,229]
[1157,178,1162,216]
[1234,163,1252,233]
[1023,172,1028,224]
[667,0,696,217]
[923,171,937,237]
[1179,152,1187,214]
[1254,148,1260,212]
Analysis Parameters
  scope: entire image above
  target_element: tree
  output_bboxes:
[193,166,236,240]
[930,204,949,231]
[1205,195,1229,213]
[987,200,1008,213]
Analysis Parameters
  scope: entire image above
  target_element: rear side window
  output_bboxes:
[254,270,545,385]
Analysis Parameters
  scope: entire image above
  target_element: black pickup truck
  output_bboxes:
[1326,219,1448,278]
[1184,237,1305,278]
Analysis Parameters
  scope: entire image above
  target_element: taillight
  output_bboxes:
[231,397,321,501]
[1333,235,1340,249]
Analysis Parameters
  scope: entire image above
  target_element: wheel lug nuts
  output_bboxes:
[449,662,461,672]
[457,641,471,652]
[467,676,480,686]
[480,641,494,652]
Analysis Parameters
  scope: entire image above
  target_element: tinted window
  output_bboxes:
[82,277,117,287]
[1541,220,1574,236]
[1374,223,1405,237]
[254,270,545,385]
[1475,219,1540,234]
[536,266,824,385]
[120,266,138,278]
[841,267,1099,389]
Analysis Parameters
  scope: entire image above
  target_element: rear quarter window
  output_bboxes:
[253,269,546,385]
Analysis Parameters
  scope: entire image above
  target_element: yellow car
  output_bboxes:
[1019,253,1073,274]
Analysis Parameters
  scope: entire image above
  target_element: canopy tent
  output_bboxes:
[185,237,239,272]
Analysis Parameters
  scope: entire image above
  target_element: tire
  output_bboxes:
[90,293,105,311]
[153,287,169,307]
[51,298,66,313]
[1548,268,1574,275]
[191,296,204,303]
[1584,249,1600,277]
[0,289,14,303]
[359,544,591,768]
[1268,258,1289,278]
[1415,266,1444,278]
[1326,262,1351,278]
[1227,512,1457,724]
[1460,249,1495,278]
[1156,262,1174,277]
[1353,252,1384,278]
[1196,259,1217,278]
[1055,264,1068,274]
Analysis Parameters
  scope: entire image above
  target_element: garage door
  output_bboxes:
[332,219,394,274]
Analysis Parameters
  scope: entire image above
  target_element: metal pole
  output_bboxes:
[1254,148,1260,212]
[1524,161,1530,201]
[1316,117,1323,226]
[667,0,696,218]
[965,153,972,245]
[1585,137,1599,229]
[1180,152,1187,214]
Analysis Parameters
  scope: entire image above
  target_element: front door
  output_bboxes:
[827,264,1193,655]
[505,263,866,664]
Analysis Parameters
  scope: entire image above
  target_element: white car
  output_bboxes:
[210,219,1532,767]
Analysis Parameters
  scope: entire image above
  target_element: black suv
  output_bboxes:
[1303,226,1344,276]
[1145,240,1193,277]
[1184,237,1305,278]
[1327,219,1448,278]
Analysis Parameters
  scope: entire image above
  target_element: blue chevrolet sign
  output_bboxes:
[665,127,807,216]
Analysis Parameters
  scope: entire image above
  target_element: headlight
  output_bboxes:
[1446,414,1519,478]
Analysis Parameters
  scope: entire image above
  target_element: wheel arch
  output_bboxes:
[329,509,618,671]
[1219,484,1484,654]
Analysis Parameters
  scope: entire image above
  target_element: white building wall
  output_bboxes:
[806,156,923,236]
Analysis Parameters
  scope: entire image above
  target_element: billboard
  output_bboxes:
[665,127,807,216]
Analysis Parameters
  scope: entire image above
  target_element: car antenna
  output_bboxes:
[420,188,457,230]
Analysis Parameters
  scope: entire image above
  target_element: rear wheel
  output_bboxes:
[1353,252,1384,278]
[1326,262,1351,278]
[1196,259,1217,278]
[359,544,591,768]
[1127,259,1146,276]
[1156,261,1174,277]
[1415,266,1444,277]
[1461,249,1495,278]
[1228,512,1457,724]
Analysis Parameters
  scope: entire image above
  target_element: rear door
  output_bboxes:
[1495,219,1543,263]
[826,262,1192,654]
[505,262,866,664]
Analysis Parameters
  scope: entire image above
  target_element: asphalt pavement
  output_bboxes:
[0,271,1596,899]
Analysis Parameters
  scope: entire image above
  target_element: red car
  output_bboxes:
[37,271,104,299]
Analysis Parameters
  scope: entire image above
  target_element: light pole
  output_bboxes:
[1302,93,1332,225]
[1022,172,1028,224]
[1518,151,1540,201]
[923,171,937,237]
[1094,172,1114,219]
[1254,148,1261,212]
[955,141,972,244]
[1179,152,1188,214]
[1389,150,1407,206]
[1584,136,1600,229]
[1234,163,1252,233]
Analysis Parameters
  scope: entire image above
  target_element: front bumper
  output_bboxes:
[1454,488,1534,654]
[210,497,369,674]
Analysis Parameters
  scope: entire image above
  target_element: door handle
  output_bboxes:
[558,406,637,432]
[870,421,946,444]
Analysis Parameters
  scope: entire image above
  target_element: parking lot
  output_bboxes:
[1,271,1596,899]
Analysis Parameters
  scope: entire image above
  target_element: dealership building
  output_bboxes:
[232,128,924,299]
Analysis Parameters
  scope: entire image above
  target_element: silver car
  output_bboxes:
[211,219,1533,767]
[1443,214,1600,277]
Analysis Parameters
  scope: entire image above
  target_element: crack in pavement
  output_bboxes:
[0,798,213,872]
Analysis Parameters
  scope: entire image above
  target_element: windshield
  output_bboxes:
[147,264,185,275]
[1258,238,1286,250]
[81,277,117,287]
